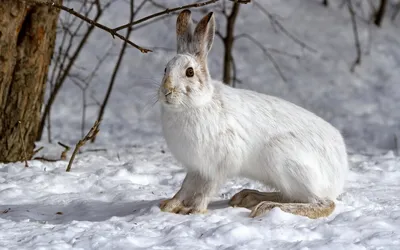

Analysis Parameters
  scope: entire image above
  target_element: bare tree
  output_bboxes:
[0,0,61,163]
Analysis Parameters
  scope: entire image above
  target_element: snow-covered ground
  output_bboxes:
[1,144,400,249]
[1,0,400,249]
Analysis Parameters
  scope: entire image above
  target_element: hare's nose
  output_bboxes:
[161,85,173,96]
[162,76,173,90]
[164,90,172,97]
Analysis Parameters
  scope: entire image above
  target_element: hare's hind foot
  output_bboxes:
[229,189,283,209]
[250,199,335,219]
[160,198,207,215]
[229,189,335,219]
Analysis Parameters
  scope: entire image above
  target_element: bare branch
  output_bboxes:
[232,0,251,3]
[22,0,152,53]
[373,0,387,27]
[33,157,60,162]
[66,120,100,172]
[67,47,113,138]
[392,2,400,21]
[235,33,287,82]
[133,15,170,30]
[38,0,107,140]
[114,0,218,32]
[33,141,71,162]
[347,0,362,72]
[113,0,250,32]
[33,146,44,156]
[92,0,144,142]
[148,46,175,52]
[58,142,71,160]
[80,148,108,153]
[253,1,317,53]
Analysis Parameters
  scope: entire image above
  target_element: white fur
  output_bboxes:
[159,11,348,211]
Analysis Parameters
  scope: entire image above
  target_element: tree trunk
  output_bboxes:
[0,0,60,163]
[223,3,240,86]
[374,0,387,27]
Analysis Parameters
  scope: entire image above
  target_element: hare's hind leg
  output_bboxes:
[229,189,335,219]
[229,189,283,209]
[250,199,335,219]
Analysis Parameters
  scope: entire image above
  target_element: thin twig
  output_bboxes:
[113,0,250,32]
[33,146,44,156]
[148,46,175,52]
[66,120,100,172]
[58,142,71,160]
[114,0,218,32]
[373,0,387,27]
[92,0,142,142]
[23,0,152,53]
[2,208,11,214]
[133,15,170,30]
[37,0,108,140]
[253,0,317,53]
[32,142,71,162]
[81,148,108,153]
[33,157,60,162]
[235,33,287,82]
[392,2,400,21]
[347,0,362,72]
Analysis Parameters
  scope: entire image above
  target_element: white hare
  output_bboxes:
[158,10,348,219]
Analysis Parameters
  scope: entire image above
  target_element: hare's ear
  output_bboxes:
[193,12,215,58]
[176,9,194,54]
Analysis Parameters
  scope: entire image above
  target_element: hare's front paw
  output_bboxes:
[159,198,207,215]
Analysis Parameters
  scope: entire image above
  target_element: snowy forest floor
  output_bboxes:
[1,143,400,249]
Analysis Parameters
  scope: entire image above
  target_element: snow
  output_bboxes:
[2,0,400,249]
[1,145,400,249]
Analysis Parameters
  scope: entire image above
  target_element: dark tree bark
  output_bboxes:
[0,0,61,163]
[223,3,240,86]
[374,0,387,27]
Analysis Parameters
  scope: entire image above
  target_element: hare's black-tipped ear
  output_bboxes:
[176,9,194,54]
[193,12,215,58]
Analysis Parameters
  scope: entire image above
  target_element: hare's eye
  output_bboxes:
[186,67,194,77]
[164,67,166,73]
